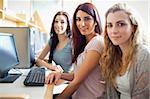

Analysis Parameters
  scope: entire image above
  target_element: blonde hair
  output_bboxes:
[101,3,145,85]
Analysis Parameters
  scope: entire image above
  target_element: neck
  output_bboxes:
[58,34,68,42]
[119,40,130,57]
[86,32,97,43]
[120,44,130,64]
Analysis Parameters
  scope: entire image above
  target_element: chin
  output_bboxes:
[112,42,119,46]
[57,32,65,35]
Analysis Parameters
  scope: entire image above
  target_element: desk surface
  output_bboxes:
[0,69,54,99]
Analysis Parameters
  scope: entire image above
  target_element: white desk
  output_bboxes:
[0,69,53,99]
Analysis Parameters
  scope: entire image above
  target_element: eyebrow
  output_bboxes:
[55,19,65,21]
[116,20,126,23]
[76,15,92,18]
[85,16,92,18]
[107,20,125,24]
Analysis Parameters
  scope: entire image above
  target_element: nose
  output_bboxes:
[55,21,61,27]
[80,19,85,26]
[58,22,61,27]
[111,26,118,34]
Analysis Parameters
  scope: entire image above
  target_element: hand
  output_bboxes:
[45,72,62,84]
[55,65,64,73]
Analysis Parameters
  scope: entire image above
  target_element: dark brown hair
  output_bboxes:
[72,3,103,63]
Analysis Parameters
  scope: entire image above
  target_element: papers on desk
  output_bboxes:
[53,84,68,94]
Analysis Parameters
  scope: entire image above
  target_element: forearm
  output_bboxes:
[61,73,74,81]
[36,58,56,70]
[58,80,80,98]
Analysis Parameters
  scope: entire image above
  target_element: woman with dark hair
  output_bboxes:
[45,3,105,99]
[36,11,72,73]
[101,3,149,99]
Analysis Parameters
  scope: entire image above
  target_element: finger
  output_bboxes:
[45,74,53,84]
[45,75,50,84]
[57,65,64,73]
[55,66,60,72]
[54,73,61,84]
[49,74,54,84]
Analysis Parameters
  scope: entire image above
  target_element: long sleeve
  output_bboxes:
[130,45,150,99]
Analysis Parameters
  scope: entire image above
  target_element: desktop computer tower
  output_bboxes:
[0,27,40,68]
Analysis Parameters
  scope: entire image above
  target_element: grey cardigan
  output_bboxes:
[106,45,150,99]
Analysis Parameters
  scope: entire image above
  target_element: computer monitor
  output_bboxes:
[0,33,21,83]
[0,27,37,68]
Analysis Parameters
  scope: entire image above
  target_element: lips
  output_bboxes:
[111,36,121,39]
[79,27,87,32]
[110,36,121,42]
[55,27,62,32]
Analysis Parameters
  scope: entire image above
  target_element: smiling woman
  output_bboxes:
[75,10,96,37]
[54,15,68,35]
[36,11,73,73]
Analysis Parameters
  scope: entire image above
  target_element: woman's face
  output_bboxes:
[54,15,68,35]
[106,11,134,47]
[76,10,95,36]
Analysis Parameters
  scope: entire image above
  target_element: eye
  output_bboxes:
[117,23,126,27]
[84,16,92,21]
[61,21,65,24]
[76,17,81,22]
[106,24,112,28]
[54,20,58,23]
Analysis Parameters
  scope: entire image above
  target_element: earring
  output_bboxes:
[95,22,97,26]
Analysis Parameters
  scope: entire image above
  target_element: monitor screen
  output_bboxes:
[0,33,19,78]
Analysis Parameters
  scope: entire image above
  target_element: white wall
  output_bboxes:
[7,0,31,21]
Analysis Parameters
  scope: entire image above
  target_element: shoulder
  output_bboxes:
[134,45,150,72]
[86,35,104,54]
[136,45,150,61]
[90,35,104,45]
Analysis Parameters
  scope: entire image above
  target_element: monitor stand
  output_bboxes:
[0,74,21,83]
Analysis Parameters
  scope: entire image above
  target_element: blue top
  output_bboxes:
[48,39,72,73]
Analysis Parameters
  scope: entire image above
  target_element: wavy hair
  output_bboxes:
[72,2,103,63]
[101,3,144,85]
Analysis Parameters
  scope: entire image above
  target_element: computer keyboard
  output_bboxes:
[24,67,45,86]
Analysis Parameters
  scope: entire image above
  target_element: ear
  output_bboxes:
[132,25,136,33]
